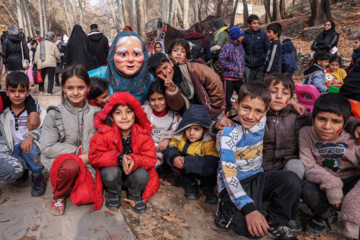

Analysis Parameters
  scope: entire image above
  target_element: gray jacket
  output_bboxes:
[40,99,100,173]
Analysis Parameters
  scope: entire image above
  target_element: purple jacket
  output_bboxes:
[219,41,245,79]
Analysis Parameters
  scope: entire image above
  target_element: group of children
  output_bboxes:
[0,30,360,240]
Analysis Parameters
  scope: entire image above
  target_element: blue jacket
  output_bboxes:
[282,41,298,75]
[303,64,327,93]
[264,40,282,74]
[242,29,271,68]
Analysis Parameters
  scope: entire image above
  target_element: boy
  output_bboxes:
[215,81,301,240]
[264,23,282,74]
[282,39,298,77]
[219,26,246,113]
[164,104,219,204]
[242,14,271,82]
[303,52,330,94]
[0,72,46,197]
[300,93,360,239]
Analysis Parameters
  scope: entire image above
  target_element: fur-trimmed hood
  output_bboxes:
[94,92,152,134]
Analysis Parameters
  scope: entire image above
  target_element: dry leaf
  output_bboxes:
[183,204,194,214]
[126,228,131,232]
[17,236,37,240]
[31,225,39,231]
[104,209,119,215]
[137,230,153,237]
[162,213,176,222]
[123,198,136,207]
[163,230,177,240]
[0,219,9,222]
[0,197,9,205]
[88,226,103,234]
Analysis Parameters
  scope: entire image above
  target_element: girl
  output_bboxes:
[86,77,110,108]
[40,65,101,216]
[328,55,346,84]
[89,92,160,214]
[143,80,179,169]
[154,41,166,54]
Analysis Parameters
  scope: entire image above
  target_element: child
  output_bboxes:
[219,26,246,113]
[303,52,330,94]
[154,41,166,54]
[148,43,224,118]
[40,65,101,216]
[282,39,298,77]
[215,81,302,240]
[347,37,360,74]
[89,92,160,214]
[264,23,282,74]
[300,93,360,239]
[164,104,219,204]
[328,55,346,84]
[0,72,46,197]
[86,77,110,108]
[143,80,179,168]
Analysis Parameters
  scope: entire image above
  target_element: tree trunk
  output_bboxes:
[169,0,177,26]
[122,0,131,27]
[38,0,44,36]
[62,0,73,32]
[264,0,271,23]
[230,0,238,28]
[24,0,36,37]
[272,0,281,21]
[280,0,286,19]
[16,0,24,29]
[71,0,77,25]
[130,0,138,33]
[0,1,17,26]
[309,0,323,26]
[322,0,332,20]
[107,0,121,33]
[216,0,222,17]
[117,0,125,28]
[78,0,83,28]
[42,0,48,33]
[48,0,52,30]
[183,0,190,29]
[243,0,249,28]
[161,0,170,23]
[194,0,199,22]
[138,0,146,40]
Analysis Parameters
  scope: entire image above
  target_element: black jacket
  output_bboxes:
[340,59,360,102]
[1,35,29,71]
[88,30,109,66]
[264,40,282,74]
[311,31,339,52]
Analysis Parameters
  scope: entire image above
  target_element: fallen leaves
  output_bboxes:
[88,226,103,234]
[0,197,9,205]
[163,230,177,240]
[104,209,119,215]
[30,225,39,231]
[123,198,135,207]
[0,219,9,222]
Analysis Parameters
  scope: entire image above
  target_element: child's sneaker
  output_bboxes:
[31,173,46,197]
[214,210,229,230]
[105,192,121,210]
[286,216,302,232]
[306,211,338,237]
[267,223,298,240]
[127,195,146,214]
[185,182,199,200]
[16,169,29,183]
[203,187,218,204]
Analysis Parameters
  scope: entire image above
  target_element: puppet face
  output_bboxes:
[114,37,144,76]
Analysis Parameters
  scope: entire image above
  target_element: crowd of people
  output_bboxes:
[0,13,359,240]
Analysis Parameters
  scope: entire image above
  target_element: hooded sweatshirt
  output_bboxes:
[88,29,109,66]
[184,32,211,62]
[282,40,298,75]
[1,32,29,71]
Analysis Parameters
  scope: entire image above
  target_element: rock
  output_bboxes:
[340,26,359,36]
[349,30,360,40]
[282,20,304,38]
[302,27,323,41]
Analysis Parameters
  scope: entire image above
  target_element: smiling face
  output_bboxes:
[111,105,135,133]
[318,59,329,69]
[91,88,110,108]
[149,92,167,113]
[185,125,205,143]
[62,76,90,108]
[235,95,268,129]
[249,20,259,32]
[154,61,174,80]
[313,111,345,141]
[170,44,187,63]
[268,80,292,114]
[6,85,30,108]
[114,37,144,76]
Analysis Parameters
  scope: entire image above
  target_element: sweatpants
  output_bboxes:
[245,66,264,82]
[0,153,27,181]
[223,79,243,113]
[53,157,80,200]
[284,159,305,180]
[217,170,302,238]
[100,167,149,198]
[39,67,55,94]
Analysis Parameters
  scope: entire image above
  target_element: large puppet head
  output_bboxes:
[114,34,145,76]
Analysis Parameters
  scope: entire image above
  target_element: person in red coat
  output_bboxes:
[89,92,160,214]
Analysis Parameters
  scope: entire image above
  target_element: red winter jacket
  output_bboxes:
[89,92,160,204]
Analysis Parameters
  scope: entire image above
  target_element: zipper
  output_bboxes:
[252,32,256,66]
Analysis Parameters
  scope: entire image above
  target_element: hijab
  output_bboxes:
[322,20,336,38]
[40,32,55,62]
[105,31,152,99]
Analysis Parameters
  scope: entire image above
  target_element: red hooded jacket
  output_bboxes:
[89,92,160,204]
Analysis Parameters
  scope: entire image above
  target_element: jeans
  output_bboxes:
[0,153,27,181]
[245,66,264,82]
[13,142,43,176]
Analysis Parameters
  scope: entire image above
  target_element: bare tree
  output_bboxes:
[280,0,286,19]
[16,0,24,30]
[71,0,77,25]
[107,0,121,33]
[23,0,36,37]
[263,0,271,23]
[194,0,199,22]
[183,0,190,29]
[138,0,146,39]
[272,0,281,21]
[309,0,332,26]
[161,0,170,23]
[230,0,238,27]
[169,0,177,26]
[78,0,84,27]
[42,0,48,33]
[122,0,131,27]
[216,0,222,17]
[116,0,125,27]
[61,0,73,33]
[38,0,44,36]
[243,0,249,28]
[0,1,17,24]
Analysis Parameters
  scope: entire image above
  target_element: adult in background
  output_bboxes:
[88,31,154,104]
[55,36,64,86]
[34,32,61,95]
[1,25,29,72]
[64,24,98,71]
[311,20,339,54]
[339,59,360,102]
[1,31,8,44]
[241,14,270,82]
[19,28,25,40]
[88,24,109,67]
[184,22,211,63]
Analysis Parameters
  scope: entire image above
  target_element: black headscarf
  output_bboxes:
[322,20,336,38]
[64,24,99,71]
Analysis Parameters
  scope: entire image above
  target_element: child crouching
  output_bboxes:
[164,104,219,204]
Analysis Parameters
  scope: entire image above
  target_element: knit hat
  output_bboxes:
[213,18,225,30]
[229,26,245,41]
[7,25,18,35]
[122,26,133,31]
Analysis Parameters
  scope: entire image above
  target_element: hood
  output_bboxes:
[282,41,294,54]
[174,105,212,133]
[8,34,21,43]
[94,92,151,134]
[304,63,323,76]
[88,31,104,42]
[184,32,205,40]
[154,41,166,54]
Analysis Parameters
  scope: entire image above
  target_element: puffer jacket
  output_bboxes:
[89,92,160,204]
[34,40,61,69]
[1,35,29,71]
[303,63,328,93]
[311,31,339,52]
[219,40,245,79]
[242,29,271,68]
[88,30,109,66]
[282,41,298,75]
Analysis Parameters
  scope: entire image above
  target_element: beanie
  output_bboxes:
[7,25,18,35]
[213,18,225,30]
[229,26,244,41]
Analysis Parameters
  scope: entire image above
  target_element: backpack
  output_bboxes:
[187,38,204,60]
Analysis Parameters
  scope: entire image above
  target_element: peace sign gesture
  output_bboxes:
[157,71,176,91]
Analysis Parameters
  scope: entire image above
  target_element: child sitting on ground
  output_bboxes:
[215,81,302,240]
[86,77,110,108]
[300,93,360,239]
[0,72,46,197]
[327,55,346,84]
[89,92,160,214]
[303,52,330,94]
[164,104,219,204]
[264,23,282,74]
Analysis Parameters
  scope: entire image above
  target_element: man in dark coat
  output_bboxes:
[87,24,109,66]
[339,59,360,102]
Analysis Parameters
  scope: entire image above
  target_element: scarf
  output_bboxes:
[352,47,360,59]
[321,20,336,39]
[105,31,152,98]
[214,26,228,43]
[40,32,54,62]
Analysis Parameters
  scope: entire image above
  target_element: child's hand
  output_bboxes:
[174,156,184,169]
[157,72,176,91]
[354,126,360,146]
[332,203,342,210]
[79,154,90,165]
[173,58,186,65]
[157,139,171,152]
[245,210,270,237]
[289,99,308,118]
[122,154,134,175]
[21,135,35,154]
[215,112,234,131]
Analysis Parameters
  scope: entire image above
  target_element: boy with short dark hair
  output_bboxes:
[215,81,301,240]
[264,23,282,74]
[300,93,360,239]
[303,52,331,94]
[0,72,46,197]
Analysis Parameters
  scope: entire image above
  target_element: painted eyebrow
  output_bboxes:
[134,48,142,54]
[116,48,127,53]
